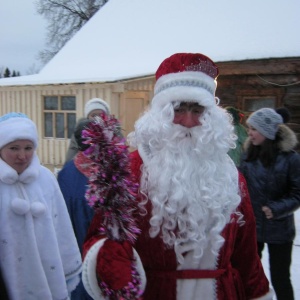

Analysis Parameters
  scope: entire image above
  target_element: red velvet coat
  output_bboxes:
[83,150,271,300]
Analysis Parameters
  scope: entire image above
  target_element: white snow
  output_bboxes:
[0,0,299,86]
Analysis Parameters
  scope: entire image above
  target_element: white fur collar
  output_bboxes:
[0,153,40,184]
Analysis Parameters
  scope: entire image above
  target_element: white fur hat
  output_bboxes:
[84,98,110,118]
[0,112,38,149]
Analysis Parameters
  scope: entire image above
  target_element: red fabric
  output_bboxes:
[213,173,270,300]
[130,151,270,300]
[74,151,94,178]
[82,210,104,260]
[97,240,133,290]
[155,53,219,80]
[83,150,271,300]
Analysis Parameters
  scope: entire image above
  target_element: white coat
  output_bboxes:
[0,154,82,300]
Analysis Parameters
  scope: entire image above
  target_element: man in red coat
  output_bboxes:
[82,53,273,299]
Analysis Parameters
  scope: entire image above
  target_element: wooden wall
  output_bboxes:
[0,57,299,172]
[0,78,154,172]
[216,57,300,150]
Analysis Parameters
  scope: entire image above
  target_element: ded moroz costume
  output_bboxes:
[81,53,273,299]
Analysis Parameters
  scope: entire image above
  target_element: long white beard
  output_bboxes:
[130,105,241,264]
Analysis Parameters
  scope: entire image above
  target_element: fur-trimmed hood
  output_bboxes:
[244,124,298,152]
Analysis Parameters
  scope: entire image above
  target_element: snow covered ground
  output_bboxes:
[261,209,300,299]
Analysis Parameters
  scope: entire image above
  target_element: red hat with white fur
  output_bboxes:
[152,53,219,108]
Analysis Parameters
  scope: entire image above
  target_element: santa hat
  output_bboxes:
[84,98,111,118]
[0,112,38,149]
[152,53,219,108]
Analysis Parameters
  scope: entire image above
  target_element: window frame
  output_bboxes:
[242,96,277,112]
[237,88,283,119]
[43,95,77,139]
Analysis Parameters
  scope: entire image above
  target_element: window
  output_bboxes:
[242,97,276,112]
[44,96,76,138]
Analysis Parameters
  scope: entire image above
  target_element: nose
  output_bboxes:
[247,129,252,137]
[174,112,200,128]
[17,150,26,160]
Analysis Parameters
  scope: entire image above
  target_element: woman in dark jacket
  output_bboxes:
[239,107,300,300]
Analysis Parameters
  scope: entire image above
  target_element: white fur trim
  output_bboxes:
[152,71,217,108]
[250,288,274,300]
[0,116,38,149]
[82,238,146,300]
[0,153,40,184]
[82,239,106,300]
[133,248,147,292]
[177,248,218,300]
[66,275,80,295]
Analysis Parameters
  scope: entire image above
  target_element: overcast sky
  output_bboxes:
[0,0,47,75]
[0,0,299,86]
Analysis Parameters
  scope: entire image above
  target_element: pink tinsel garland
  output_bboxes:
[82,114,141,243]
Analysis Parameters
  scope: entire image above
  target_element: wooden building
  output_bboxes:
[217,57,300,147]
[1,56,299,172]
[0,76,154,172]
[1,0,299,171]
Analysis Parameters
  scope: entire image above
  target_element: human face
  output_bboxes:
[0,140,35,174]
[173,102,205,128]
[247,126,266,145]
[88,109,106,119]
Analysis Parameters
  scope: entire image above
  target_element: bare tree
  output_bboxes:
[36,0,109,64]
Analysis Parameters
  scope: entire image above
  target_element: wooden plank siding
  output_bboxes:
[0,57,299,172]
[0,78,155,172]
[216,57,300,151]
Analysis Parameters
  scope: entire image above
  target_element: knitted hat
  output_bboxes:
[247,108,283,140]
[0,112,38,149]
[84,98,110,118]
[152,53,219,108]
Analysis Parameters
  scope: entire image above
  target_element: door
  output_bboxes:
[119,91,150,138]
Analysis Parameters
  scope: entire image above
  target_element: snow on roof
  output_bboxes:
[1,0,300,86]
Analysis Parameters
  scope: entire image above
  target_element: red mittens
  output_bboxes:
[97,239,133,290]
